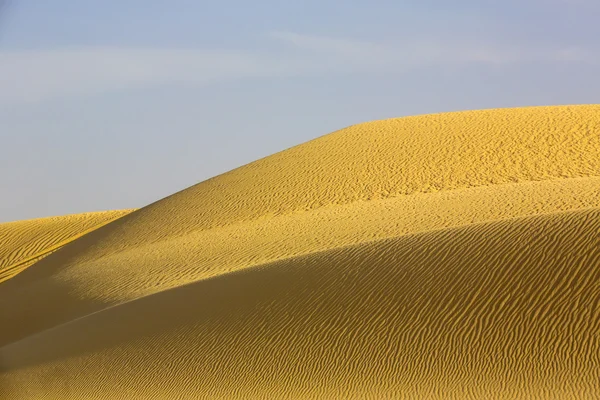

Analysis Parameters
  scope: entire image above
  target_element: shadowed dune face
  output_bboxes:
[2,177,600,348]
[2,209,600,399]
[1,105,600,398]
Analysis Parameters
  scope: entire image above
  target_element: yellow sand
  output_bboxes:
[1,105,600,399]
[0,210,132,283]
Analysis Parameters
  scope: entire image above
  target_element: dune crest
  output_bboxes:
[1,105,600,399]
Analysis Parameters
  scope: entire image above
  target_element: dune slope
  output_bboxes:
[1,105,600,348]
[0,210,131,283]
[2,208,600,399]
[1,105,600,398]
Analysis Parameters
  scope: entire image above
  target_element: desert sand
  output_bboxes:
[1,105,599,399]
[0,210,131,284]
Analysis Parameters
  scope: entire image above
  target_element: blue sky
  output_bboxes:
[1,0,598,222]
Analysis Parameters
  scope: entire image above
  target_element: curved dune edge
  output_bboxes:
[2,208,599,399]
[8,105,597,277]
[104,104,600,239]
[0,210,133,283]
[1,176,600,347]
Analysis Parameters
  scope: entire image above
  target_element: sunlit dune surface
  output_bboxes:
[0,210,132,284]
[1,105,600,399]
[3,209,600,399]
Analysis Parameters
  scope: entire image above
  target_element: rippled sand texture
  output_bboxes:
[1,105,600,399]
[0,210,131,283]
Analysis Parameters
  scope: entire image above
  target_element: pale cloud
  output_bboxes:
[272,32,599,67]
[0,32,595,105]
[0,48,303,104]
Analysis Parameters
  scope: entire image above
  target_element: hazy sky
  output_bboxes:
[1,0,598,222]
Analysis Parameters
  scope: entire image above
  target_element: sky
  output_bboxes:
[0,0,598,222]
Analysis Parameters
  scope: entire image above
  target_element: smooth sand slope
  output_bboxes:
[0,210,131,284]
[1,105,600,399]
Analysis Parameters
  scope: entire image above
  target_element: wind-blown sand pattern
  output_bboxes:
[1,105,600,399]
[0,210,131,284]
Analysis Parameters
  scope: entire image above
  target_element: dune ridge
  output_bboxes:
[1,105,600,398]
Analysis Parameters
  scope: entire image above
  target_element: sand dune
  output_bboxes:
[2,209,600,399]
[1,105,600,398]
[0,210,131,284]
